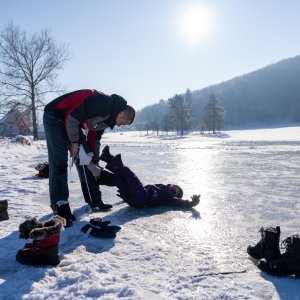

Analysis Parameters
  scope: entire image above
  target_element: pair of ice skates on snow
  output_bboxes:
[247,226,300,278]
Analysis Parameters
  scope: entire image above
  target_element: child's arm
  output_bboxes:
[166,194,200,207]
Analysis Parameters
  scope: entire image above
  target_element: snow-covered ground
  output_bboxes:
[1,126,300,299]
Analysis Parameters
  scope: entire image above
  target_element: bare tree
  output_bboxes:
[0,22,70,139]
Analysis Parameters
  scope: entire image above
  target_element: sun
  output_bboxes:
[179,4,213,47]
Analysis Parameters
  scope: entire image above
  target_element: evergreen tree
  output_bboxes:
[184,89,194,131]
[149,117,160,135]
[168,94,192,136]
[203,94,225,133]
[161,113,173,135]
[184,88,193,105]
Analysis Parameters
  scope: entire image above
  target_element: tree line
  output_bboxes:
[136,89,225,135]
[136,56,300,130]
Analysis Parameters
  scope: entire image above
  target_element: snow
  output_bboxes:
[1,126,300,299]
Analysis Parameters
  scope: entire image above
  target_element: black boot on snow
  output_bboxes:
[247,226,281,261]
[80,182,113,211]
[0,200,9,221]
[99,145,113,163]
[56,201,75,227]
[258,235,300,278]
[89,198,112,211]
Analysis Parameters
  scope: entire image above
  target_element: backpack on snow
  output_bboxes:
[35,162,49,178]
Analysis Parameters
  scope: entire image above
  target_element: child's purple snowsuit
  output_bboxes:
[98,154,194,208]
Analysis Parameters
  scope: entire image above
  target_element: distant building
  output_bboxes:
[38,126,46,140]
[0,108,30,137]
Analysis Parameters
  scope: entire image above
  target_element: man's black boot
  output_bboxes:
[99,145,113,163]
[89,195,112,211]
[247,226,281,261]
[258,235,300,278]
[56,201,75,227]
[81,181,112,211]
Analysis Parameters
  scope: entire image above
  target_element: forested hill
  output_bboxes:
[136,55,300,126]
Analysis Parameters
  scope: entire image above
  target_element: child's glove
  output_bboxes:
[76,145,93,166]
[190,195,200,207]
[86,162,103,178]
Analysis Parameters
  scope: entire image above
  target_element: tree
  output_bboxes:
[161,113,171,135]
[203,94,225,133]
[184,88,193,105]
[168,94,192,136]
[148,118,160,135]
[184,88,194,132]
[0,22,70,139]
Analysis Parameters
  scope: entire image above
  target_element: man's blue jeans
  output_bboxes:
[43,111,69,211]
[43,111,103,211]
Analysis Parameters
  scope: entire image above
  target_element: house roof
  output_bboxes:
[0,109,30,127]
[0,110,17,124]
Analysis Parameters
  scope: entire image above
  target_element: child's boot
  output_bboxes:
[99,145,113,163]
[105,154,124,173]
[16,235,61,266]
[16,216,65,266]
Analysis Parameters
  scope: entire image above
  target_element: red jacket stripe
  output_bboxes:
[55,90,98,134]
[87,130,97,159]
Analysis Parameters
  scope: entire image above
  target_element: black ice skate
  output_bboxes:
[258,235,300,278]
[90,217,121,233]
[247,226,281,261]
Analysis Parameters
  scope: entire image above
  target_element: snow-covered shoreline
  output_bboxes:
[1,127,300,299]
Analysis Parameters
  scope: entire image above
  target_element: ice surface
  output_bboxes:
[1,126,300,299]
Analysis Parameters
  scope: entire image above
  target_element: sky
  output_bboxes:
[1,0,300,110]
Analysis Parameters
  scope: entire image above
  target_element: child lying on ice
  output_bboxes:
[95,146,200,208]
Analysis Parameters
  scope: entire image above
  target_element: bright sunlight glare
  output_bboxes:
[179,4,213,47]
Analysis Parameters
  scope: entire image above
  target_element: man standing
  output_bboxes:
[43,89,135,226]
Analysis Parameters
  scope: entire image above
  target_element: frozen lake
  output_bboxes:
[68,128,300,297]
[1,126,300,299]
